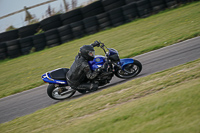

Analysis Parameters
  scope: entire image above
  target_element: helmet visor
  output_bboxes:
[88,51,95,57]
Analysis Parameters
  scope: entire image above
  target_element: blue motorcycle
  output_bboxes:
[41,42,142,100]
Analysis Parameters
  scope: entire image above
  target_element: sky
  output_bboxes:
[0,0,88,33]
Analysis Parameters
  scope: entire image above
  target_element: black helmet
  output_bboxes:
[80,45,95,61]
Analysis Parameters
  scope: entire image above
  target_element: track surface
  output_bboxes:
[0,37,200,124]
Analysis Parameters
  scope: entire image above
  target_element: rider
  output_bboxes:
[66,41,101,91]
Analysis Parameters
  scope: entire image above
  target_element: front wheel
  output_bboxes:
[47,84,76,100]
[115,59,142,79]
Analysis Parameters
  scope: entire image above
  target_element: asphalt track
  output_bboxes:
[0,36,200,124]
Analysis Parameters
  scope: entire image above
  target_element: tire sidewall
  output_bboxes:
[47,84,76,100]
[115,60,142,79]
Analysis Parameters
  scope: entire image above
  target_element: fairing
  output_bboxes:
[108,48,118,56]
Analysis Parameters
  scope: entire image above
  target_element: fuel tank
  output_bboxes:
[88,55,106,71]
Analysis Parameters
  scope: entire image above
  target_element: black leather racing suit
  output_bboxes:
[66,53,99,90]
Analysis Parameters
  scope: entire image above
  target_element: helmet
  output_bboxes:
[80,45,95,61]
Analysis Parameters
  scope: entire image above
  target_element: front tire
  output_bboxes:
[47,84,76,100]
[115,59,142,79]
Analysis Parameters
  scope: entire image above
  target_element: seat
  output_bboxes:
[49,68,69,80]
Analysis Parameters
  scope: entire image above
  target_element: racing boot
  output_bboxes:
[77,83,98,92]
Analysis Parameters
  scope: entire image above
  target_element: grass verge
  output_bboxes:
[0,58,200,133]
[0,2,200,98]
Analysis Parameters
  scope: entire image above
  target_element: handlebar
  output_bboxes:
[98,41,108,54]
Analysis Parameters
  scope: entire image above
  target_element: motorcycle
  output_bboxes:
[41,42,142,100]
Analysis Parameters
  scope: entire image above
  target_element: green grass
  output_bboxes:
[0,2,200,98]
[0,57,200,133]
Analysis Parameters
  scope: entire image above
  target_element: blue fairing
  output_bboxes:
[88,55,106,71]
[88,56,134,71]
[108,48,118,56]
[118,58,134,69]
[41,73,68,85]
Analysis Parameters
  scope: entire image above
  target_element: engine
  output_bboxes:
[95,63,114,86]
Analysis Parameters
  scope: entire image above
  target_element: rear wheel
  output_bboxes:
[47,84,76,100]
[115,60,142,79]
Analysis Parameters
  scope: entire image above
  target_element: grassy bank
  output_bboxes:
[0,2,200,98]
[0,58,200,132]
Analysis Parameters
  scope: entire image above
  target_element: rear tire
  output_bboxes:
[47,84,76,100]
[115,60,142,79]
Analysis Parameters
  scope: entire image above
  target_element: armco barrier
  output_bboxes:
[0,0,194,60]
